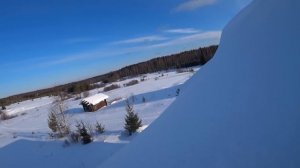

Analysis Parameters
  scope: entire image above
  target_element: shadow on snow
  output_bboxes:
[0,139,125,168]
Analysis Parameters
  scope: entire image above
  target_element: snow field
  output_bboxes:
[0,68,197,168]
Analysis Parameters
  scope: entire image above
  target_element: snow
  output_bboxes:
[0,140,124,168]
[4,97,54,116]
[0,68,197,168]
[2,0,298,167]
[81,93,109,105]
[98,0,300,168]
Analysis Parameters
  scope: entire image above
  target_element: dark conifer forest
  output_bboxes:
[0,45,218,106]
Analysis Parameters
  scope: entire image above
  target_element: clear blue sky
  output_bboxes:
[0,0,251,98]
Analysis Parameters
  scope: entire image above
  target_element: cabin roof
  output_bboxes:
[81,93,109,106]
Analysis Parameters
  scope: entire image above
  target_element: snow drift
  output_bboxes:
[99,0,300,167]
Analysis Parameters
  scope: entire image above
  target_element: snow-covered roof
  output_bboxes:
[81,93,109,105]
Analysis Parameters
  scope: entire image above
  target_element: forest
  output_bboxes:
[0,45,218,106]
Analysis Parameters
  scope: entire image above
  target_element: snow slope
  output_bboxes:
[0,140,124,168]
[99,0,300,168]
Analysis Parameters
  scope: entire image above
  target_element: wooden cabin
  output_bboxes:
[80,93,109,112]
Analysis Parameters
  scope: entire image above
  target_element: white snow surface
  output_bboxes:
[0,68,196,168]
[81,93,109,105]
[98,0,300,168]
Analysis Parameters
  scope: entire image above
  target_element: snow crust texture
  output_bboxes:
[99,0,300,167]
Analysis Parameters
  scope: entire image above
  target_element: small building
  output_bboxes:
[80,93,109,112]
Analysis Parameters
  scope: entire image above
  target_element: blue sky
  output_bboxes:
[0,0,251,98]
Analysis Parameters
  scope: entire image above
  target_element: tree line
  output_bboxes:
[0,45,218,106]
[102,45,217,82]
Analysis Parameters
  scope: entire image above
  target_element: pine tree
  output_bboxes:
[80,125,92,144]
[76,121,92,144]
[124,99,142,136]
[47,94,70,138]
[48,111,59,133]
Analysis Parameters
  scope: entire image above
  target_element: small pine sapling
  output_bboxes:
[76,121,92,144]
[47,95,70,138]
[48,111,59,133]
[124,99,142,136]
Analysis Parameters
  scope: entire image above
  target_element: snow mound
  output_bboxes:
[99,0,300,168]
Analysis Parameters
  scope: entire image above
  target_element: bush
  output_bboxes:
[95,122,105,134]
[124,99,142,136]
[69,132,81,144]
[140,75,147,82]
[123,80,139,87]
[103,84,120,92]
[0,111,17,121]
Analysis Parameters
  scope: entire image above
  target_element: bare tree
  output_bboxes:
[48,94,70,138]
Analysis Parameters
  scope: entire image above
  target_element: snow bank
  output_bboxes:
[99,0,300,167]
